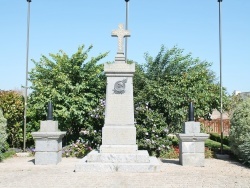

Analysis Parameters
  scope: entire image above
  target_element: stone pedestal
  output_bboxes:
[32,121,66,165]
[176,121,209,166]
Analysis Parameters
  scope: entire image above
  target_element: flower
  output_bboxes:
[80,130,89,135]
[164,128,169,133]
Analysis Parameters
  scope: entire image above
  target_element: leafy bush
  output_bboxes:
[229,98,250,166]
[62,138,92,158]
[0,90,24,148]
[209,133,229,146]
[205,139,230,151]
[0,109,8,161]
[135,103,171,157]
[134,46,230,134]
[28,45,108,145]
[160,146,179,159]
[168,135,179,146]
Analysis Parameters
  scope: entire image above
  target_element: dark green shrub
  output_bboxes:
[0,109,8,161]
[168,135,179,146]
[135,103,172,157]
[205,139,230,151]
[209,133,229,146]
[229,98,250,166]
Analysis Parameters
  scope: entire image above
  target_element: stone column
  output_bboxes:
[32,119,66,165]
[100,62,137,153]
[176,103,209,166]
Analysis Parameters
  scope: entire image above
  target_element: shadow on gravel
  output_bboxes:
[28,159,35,164]
[215,155,250,169]
[160,159,180,165]
[226,160,250,169]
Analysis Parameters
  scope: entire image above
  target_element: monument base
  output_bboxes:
[31,121,66,165]
[75,150,161,172]
[176,133,209,167]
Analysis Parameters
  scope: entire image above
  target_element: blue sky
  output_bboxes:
[0,0,249,94]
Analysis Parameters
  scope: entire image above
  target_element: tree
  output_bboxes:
[28,45,108,145]
[134,46,229,133]
[0,90,24,148]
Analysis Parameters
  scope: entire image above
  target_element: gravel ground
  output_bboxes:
[0,156,250,188]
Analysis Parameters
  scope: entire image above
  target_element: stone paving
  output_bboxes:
[0,156,250,188]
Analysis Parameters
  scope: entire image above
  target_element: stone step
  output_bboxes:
[87,150,150,163]
[75,156,161,173]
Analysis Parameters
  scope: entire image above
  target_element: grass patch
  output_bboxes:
[1,149,16,160]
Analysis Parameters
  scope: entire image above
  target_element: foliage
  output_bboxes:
[62,138,92,158]
[27,45,230,156]
[205,147,214,158]
[1,148,16,160]
[228,93,243,118]
[28,45,108,146]
[133,46,230,133]
[229,98,250,166]
[82,99,106,148]
[160,146,179,159]
[160,146,213,159]
[135,103,171,157]
[0,90,24,148]
[168,135,179,146]
[0,109,8,161]
[209,133,229,146]
[205,139,230,151]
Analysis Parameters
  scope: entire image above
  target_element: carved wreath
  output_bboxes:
[113,78,127,94]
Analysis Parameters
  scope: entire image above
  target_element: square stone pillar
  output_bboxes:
[176,122,209,166]
[100,62,138,153]
[32,121,66,165]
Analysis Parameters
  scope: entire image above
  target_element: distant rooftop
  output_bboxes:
[234,91,250,100]
[210,109,229,120]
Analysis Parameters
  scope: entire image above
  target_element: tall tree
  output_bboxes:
[28,45,108,143]
[134,46,229,133]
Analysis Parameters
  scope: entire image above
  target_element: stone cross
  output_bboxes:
[112,24,130,54]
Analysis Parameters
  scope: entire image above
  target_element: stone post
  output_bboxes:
[31,102,66,165]
[176,102,209,166]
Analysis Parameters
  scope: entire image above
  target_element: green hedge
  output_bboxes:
[229,98,250,166]
[209,133,229,146]
[205,139,230,151]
